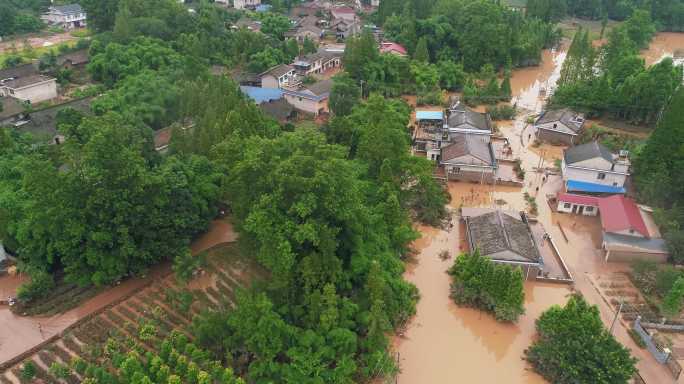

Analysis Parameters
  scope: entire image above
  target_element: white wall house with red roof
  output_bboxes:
[557,193,669,263]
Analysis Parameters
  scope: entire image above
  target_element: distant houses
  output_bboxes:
[283,79,332,116]
[292,50,342,76]
[379,42,407,57]
[534,108,585,145]
[41,4,87,30]
[259,64,298,89]
[0,64,57,105]
[215,0,261,10]
[561,141,630,194]
[461,208,544,280]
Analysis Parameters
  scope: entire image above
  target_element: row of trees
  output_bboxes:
[380,0,561,70]
[0,1,45,37]
[633,87,684,264]
[527,0,684,31]
[448,251,525,322]
[552,11,682,124]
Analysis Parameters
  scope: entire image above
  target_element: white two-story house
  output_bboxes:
[561,141,630,194]
[42,4,87,30]
[260,64,299,89]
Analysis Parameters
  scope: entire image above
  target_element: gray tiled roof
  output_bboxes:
[465,209,541,263]
[2,75,54,89]
[261,64,294,78]
[564,141,614,165]
[441,133,494,165]
[306,79,333,95]
[51,4,83,14]
[0,64,38,81]
[536,108,584,135]
[446,103,491,131]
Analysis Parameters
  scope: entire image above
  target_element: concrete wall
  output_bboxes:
[536,126,576,145]
[562,159,628,188]
[603,248,668,263]
[556,201,598,216]
[445,166,495,183]
[7,80,57,104]
[261,75,279,89]
[284,94,328,116]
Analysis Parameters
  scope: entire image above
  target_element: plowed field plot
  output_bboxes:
[0,244,263,384]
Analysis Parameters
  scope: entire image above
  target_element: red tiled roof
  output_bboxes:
[380,42,407,56]
[557,193,599,206]
[598,195,649,237]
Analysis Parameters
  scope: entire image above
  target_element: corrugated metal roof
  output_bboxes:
[240,86,283,104]
[416,110,443,121]
[565,180,625,194]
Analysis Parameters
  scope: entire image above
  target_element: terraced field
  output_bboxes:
[0,244,262,384]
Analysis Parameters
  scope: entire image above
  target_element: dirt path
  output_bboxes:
[0,31,80,54]
[0,217,237,365]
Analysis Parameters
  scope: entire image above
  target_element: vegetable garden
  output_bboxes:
[0,244,261,384]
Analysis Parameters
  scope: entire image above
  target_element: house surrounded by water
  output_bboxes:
[461,208,543,280]
[534,108,585,145]
[561,141,630,194]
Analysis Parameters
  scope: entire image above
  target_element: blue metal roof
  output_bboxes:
[416,110,443,121]
[240,86,283,104]
[566,180,625,194]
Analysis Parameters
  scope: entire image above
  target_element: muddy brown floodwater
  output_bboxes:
[0,217,238,364]
[641,32,684,66]
[394,221,571,383]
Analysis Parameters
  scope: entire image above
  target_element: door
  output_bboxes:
[571,204,578,214]
[578,205,584,215]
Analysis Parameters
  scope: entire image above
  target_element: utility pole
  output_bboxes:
[610,298,624,335]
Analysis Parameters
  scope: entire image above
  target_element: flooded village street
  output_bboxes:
[395,33,684,383]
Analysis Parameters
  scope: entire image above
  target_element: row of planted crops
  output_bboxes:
[0,249,253,384]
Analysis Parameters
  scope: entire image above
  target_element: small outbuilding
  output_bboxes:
[556,193,599,216]
[534,108,585,145]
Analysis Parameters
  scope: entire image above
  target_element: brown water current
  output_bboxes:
[641,32,684,66]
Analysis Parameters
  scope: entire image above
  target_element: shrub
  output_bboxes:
[20,361,36,381]
[513,159,525,180]
[448,251,525,322]
[486,105,517,120]
[48,362,71,379]
[16,270,55,303]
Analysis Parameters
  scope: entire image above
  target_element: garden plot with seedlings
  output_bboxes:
[592,271,659,322]
[0,244,262,384]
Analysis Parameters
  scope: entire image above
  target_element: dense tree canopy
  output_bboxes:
[526,295,637,384]
[552,13,682,125]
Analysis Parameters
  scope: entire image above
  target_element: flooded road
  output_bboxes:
[398,32,684,384]
[0,217,237,364]
[394,222,570,383]
[642,32,684,66]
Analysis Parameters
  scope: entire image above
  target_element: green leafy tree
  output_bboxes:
[329,74,361,117]
[448,251,525,322]
[413,36,429,62]
[526,294,637,384]
[260,13,291,40]
[662,276,684,317]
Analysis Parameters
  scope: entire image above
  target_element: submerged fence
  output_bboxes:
[634,316,682,379]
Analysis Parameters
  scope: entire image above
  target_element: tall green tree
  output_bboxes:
[329,74,361,117]
[526,295,637,384]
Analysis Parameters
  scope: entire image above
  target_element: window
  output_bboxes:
[564,203,571,209]
[613,182,618,186]
[585,206,594,212]
[451,167,461,174]
[597,173,606,180]
[553,123,557,129]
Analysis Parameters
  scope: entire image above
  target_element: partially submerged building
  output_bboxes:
[461,208,543,280]
[555,193,669,263]
[440,134,497,182]
[562,141,630,194]
[534,108,585,145]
